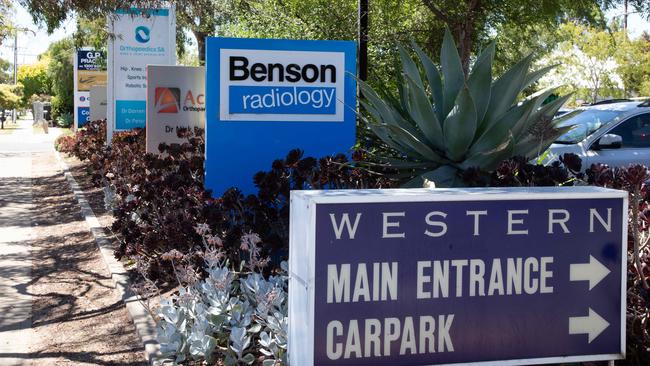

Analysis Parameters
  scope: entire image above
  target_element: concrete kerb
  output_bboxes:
[54,151,169,365]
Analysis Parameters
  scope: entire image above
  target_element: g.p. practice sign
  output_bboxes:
[289,187,627,366]
[205,38,356,195]
[74,49,106,129]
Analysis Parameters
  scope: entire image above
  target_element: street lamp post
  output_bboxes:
[9,27,35,124]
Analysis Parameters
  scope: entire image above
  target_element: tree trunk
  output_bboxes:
[455,23,474,76]
[592,82,599,103]
[421,0,481,77]
[193,30,208,66]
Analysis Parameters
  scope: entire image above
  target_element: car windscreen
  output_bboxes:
[554,109,624,144]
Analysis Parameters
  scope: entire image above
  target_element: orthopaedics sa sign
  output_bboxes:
[205,38,356,195]
[107,7,176,142]
[146,65,205,154]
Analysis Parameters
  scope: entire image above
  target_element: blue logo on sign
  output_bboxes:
[135,26,150,43]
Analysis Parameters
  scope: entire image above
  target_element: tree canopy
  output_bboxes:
[0,0,14,45]
[14,0,650,103]
[0,84,22,110]
[616,32,650,96]
[18,0,650,74]
[18,58,50,104]
[0,58,13,84]
[42,38,74,119]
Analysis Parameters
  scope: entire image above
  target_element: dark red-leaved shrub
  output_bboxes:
[62,122,395,281]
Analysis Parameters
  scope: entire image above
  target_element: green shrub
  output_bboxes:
[55,111,73,128]
[50,95,73,121]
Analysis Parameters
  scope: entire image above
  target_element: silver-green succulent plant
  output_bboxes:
[359,29,572,187]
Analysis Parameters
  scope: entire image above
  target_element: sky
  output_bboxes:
[0,1,649,69]
[0,1,76,65]
[605,3,650,39]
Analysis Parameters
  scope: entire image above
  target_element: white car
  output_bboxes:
[547,101,650,169]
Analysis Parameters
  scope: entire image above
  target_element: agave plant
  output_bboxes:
[359,29,572,187]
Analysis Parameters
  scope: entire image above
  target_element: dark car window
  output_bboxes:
[607,113,650,148]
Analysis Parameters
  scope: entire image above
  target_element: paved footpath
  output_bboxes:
[0,120,145,365]
[0,119,49,365]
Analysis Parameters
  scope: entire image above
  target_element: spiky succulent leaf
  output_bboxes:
[411,41,444,123]
[513,125,573,159]
[495,94,572,160]
[404,75,444,150]
[510,88,558,138]
[462,132,515,171]
[467,43,494,124]
[505,94,547,139]
[471,96,540,156]
[372,123,445,163]
[443,86,477,162]
[366,120,421,156]
[359,80,421,138]
[368,158,435,170]
[397,73,409,114]
[359,99,419,139]
[534,93,574,121]
[440,28,465,119]
[481,54,533,133]
[398,45,424,90]
[522,64,558,91]
[374,82,409,119]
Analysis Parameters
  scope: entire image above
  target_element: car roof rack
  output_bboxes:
[590,98,632,105]
[638,99,650,107]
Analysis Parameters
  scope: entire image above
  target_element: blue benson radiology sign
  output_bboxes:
[289,187,627,366]
[205,38,357,195]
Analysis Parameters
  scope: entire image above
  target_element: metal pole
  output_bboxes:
[623,0,627,35]
[12,30,17,124]
[358,0,368,81]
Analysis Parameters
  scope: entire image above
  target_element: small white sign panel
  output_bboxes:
[90,85,107,122]
[146,65,205,154]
